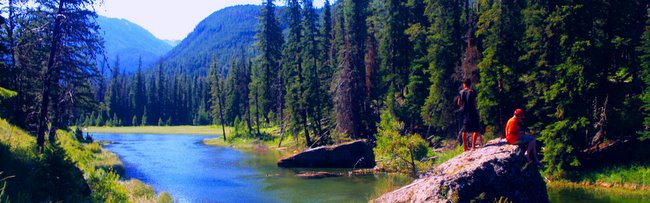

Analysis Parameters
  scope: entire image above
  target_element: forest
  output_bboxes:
[0,0,649,180]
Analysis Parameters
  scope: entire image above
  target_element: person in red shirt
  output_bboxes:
[506,109,540,164]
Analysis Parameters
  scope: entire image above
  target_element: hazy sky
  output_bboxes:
[96,0,327,41]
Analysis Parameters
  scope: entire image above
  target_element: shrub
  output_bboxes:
[376,110,431,177]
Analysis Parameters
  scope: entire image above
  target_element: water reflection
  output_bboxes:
[93,133,410,202]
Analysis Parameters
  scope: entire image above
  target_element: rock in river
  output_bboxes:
[277,140,376,168]
[374,139,549,203]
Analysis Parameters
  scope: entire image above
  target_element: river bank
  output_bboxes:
[91,132,412,202]
[81,126,650,201]
[0,119,172,202]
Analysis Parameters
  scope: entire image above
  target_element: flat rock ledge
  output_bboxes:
[277,139,376,168]
[374,139,549,203]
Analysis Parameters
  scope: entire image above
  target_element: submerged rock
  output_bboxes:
[295,171,343,179]
[277,140,375,168]
[374,139,549,203]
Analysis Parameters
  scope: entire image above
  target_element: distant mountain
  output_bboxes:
[163,39,181,47]
[163,5,262,74]
[97,16,173,73]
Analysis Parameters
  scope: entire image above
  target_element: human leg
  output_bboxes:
[471,132,478,151]
[462,131,468,151]
[521,135,539,163]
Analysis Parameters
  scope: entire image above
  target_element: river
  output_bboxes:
[93,133,650,203]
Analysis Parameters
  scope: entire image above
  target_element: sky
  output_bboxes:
[96,0,327,41]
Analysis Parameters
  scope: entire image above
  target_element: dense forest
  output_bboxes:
[0,0,649,178]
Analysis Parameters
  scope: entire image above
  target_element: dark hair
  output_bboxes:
[463,78,472,87]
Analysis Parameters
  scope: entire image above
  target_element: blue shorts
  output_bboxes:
[514,134,535,145]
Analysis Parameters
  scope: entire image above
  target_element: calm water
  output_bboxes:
[92,133,410,202]
[93,133,650,203]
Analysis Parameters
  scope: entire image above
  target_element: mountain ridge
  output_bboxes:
[162,5,262,74]
[97,16,172,73]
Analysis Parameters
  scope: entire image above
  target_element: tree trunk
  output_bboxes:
[297,58,312,147]
[255,89,261,135]
[219,97,226,141]
[37,0,65,152]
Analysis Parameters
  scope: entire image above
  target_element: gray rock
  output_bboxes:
[277,140,376,168]
[374,139,549,203]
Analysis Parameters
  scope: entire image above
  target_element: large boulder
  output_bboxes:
[374,139,549,203]
[277,140,376,168]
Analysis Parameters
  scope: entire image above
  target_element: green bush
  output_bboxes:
[87,169,128,202]
[375,110,431,177]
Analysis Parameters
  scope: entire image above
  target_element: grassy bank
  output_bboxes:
[559,164,650,191]
[202,126,301,153]
[85,125,229,135]
[548,180,650,200]
[0,118,172,202]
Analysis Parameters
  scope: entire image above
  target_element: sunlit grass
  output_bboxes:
[1,118,172,202]
[548,180,650,198]
[431,145,464,166]
[202,126,301,152]
[575,164,650,188]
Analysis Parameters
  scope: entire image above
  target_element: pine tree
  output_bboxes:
[378,0,411,95]
[209,57,227,141]
[253,0,284,123]
[335,0,370,140]
[129,58,146,126]
[403,0,430,134]
[155,60,167,123]
[35,0,103,149]
[640,7,650,140]
[475,0,524,135]
[283,0,312,146]
[302,0,324,143]
[421,0,465,136]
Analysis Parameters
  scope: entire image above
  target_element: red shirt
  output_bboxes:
[505,116,522,144]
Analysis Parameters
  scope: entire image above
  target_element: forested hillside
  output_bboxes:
[0,0,649,181]
[97,16,173,73]
[163,5,262,75]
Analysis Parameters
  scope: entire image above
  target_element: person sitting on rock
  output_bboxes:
[505,109,540,165]
[457,79,483,151]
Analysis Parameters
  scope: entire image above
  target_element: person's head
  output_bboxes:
[463,79,472,88]
[514,109,525,120]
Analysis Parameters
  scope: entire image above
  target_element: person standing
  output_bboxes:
[458,79,482,151]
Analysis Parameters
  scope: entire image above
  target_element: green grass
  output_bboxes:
[431,145,464,166]
[85,125,230,135]
[0,118,172,202]
[548,180,650,197]
[573,165,650,188]
[202,126,301,152]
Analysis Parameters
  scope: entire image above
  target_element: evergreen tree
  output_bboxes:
[302,0,324,143]
[640,7,650,140]
[129,58,146,126]
[209,57,227,141]
[378,0,411,95]
[421,0,465,136]
[283,0,312,146]
[35,0,103,149]
[335,0,370,140]
[253,0,284,123]
[475,0,524,135]
[404,0,431,134]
